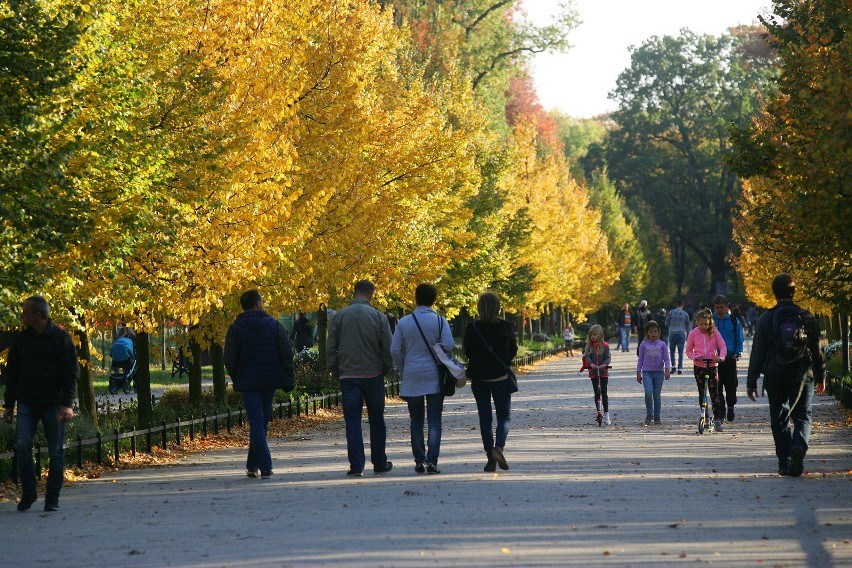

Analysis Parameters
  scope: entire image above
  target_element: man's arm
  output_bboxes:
[59,330,79,410]
[747,312,771,400]
[379,313,394,375]
[326,314,339,378]
[277,322,295,379]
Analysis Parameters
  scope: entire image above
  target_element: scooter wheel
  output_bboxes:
[596,414,603,427]
[108,384,118,395]
[698,418,705,435]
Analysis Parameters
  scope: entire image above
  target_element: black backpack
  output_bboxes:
[771,305,810,366]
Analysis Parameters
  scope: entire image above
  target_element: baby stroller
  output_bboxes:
[109,335,137,394]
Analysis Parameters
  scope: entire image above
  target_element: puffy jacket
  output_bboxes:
[4,320,78,409]
[224,310,295,392]
[463,320,517,382]
[685,327,727,368]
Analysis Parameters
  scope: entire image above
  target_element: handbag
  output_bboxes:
[411,313,457,397]
[432,319,467,387]
[471,322,519,394]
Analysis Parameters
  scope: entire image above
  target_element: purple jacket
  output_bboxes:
[637,339,670,372]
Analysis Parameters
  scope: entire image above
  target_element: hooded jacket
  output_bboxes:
[224,310,295,392]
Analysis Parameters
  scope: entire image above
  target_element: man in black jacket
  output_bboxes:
[3,296,78,512]
[747,274,825,477]
[224,290,295,480]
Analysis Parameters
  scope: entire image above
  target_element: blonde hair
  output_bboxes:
[585,324,606,356]
[694,308,715,335]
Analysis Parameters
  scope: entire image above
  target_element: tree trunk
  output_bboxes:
[136,332,152,429]
[188,337,202,403]
[211,341,226,405]
[160,320,167,371]
[317,307,328,369]
[73,328,97,429]
[709,246,729,295]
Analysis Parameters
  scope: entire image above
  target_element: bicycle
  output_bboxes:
[697,357,718,434]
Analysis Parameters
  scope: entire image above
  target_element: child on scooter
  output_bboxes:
[636,321,671,425]
[686,309,727,431]
[583,324,612,425]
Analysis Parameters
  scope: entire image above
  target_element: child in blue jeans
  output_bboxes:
[637,321,671,425]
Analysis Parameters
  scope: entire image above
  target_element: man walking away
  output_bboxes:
[225,290,295,480]
[665,299,691,374]
[327,280,394,476]
[747,274,825,477]
[713,295,744,421]
[3,296,78,512]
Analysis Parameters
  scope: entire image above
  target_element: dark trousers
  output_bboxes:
[717,355,738,409]
[16,403,66,503]
[471,379,512,456]
[590,376,609,412]
[766,373,814,466]
[693,366,722,419]
[341,376,388,473]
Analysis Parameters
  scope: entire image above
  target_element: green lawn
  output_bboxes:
[90,365,215,394]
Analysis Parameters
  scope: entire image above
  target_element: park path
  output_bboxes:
[5,339,851,567]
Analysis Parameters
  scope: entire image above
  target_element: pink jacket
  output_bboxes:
[686,327,727,367]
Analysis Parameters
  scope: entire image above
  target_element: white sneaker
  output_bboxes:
[603,412,611,425]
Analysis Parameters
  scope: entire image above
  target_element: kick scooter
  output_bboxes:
[698,358,717,434]
[591,364,613,426]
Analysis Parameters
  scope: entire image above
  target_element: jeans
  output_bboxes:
[16,403,66,503]
[341,376,388,472]
[471,379,512,456]
[619,325,631,351]
[766,373,814,466]
[642,371,664,420]
[668,332,685,370]
[717,355,738,409]
[406,392,444,465]
[243,389,274,474]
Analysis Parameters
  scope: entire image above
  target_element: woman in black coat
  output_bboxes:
[463,292,518,472]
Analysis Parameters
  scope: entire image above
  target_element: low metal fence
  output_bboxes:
[827,374,852,409]
[0,348,567,483]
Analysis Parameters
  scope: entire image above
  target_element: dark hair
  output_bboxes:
[713,295,728,307]
[676,298,684,307]
[240,290,262,311]
[771,273,795,299]
[415,283,438,307]
[24,295,50,318]
[353,280,375,298]
[477,292,501,324]
[645,320,659,333]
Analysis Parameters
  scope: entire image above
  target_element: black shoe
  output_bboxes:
[246,469,259,479]
[727,407,735,421]
[677,369,683,375]
[346,469,363,477]
[43,501,59,512]
[426,463,440,474]
[17,494,37,512]
[374,461,393,474]
[260,471,273,479]
[492,447,509,470]
[789,446,805,477]
[778,467,791,476]
[414,463,426,474]
[484,458,497,472]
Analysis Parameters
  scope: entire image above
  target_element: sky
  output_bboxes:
[524,0,773,118]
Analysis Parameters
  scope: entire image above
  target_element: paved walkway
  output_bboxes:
[6,342,852,567]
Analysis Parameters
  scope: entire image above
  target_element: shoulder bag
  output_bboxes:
[412,313,458,397]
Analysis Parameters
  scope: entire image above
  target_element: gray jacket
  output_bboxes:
[665,308,692,335]
[326,298,393,379]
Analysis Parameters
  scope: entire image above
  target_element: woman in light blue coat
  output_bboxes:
[391,283,455,474]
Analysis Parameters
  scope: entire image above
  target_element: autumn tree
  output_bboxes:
[729,0,851,311]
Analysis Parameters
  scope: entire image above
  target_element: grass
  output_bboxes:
[89,365,215,394]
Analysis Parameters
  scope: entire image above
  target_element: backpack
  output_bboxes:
[771,305,809,366]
